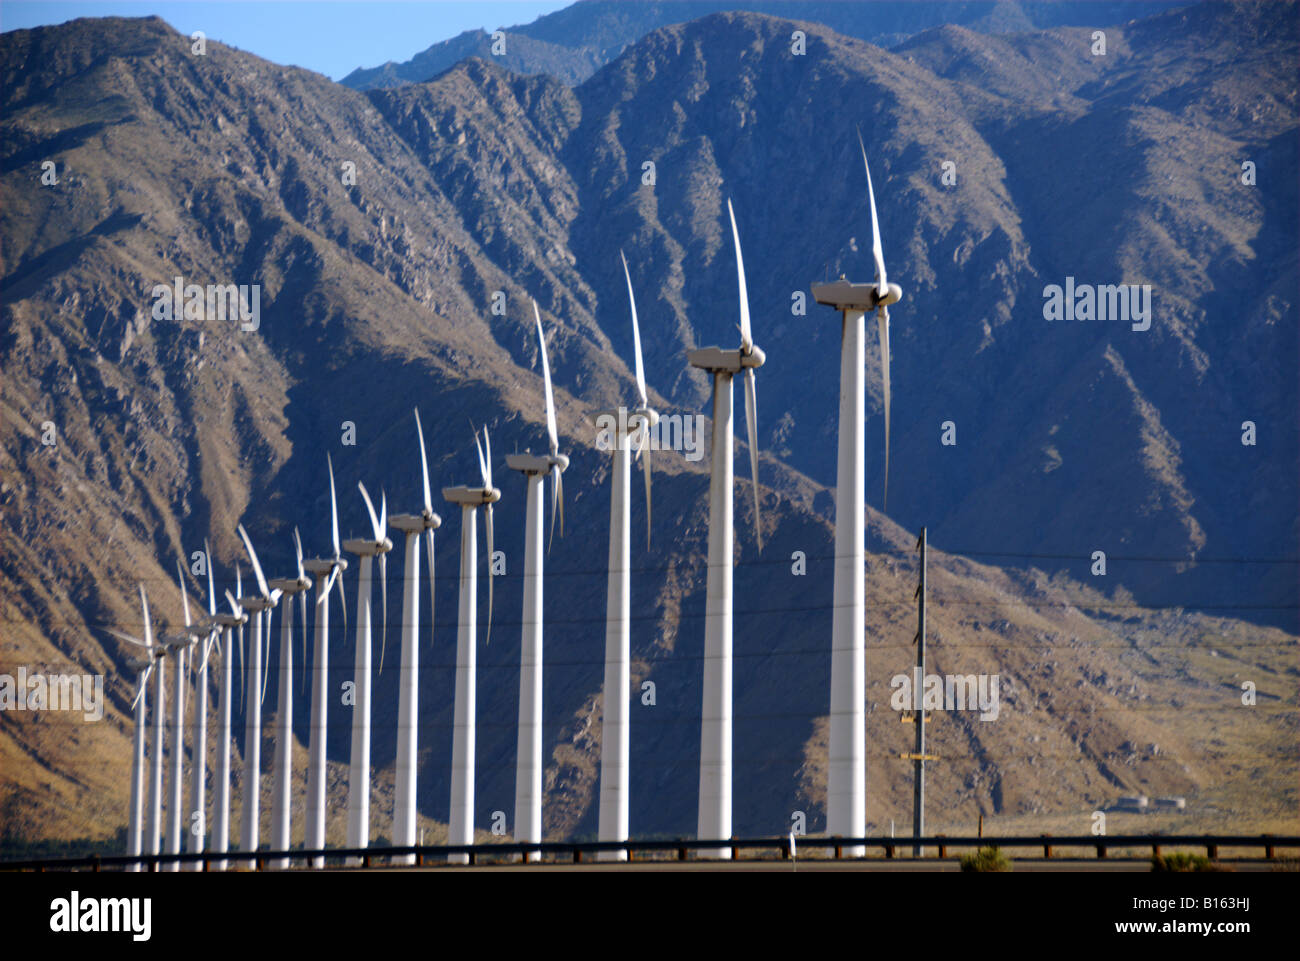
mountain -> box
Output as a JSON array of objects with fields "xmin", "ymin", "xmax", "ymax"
[
  {"xmin": 340, "ymin": 0, "xmax": 1186, "ymax": 89},
  {"xmin": 1, "ymin": 1, "xmax": 1295, "ymax": 849}
]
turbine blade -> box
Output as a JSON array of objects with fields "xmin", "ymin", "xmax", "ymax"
[
  {"xmin": 132, "ymin": 665, "xmax": 152, "ymax": 711},
  {"xmin": 379, "ymin": 490, "xmax": 387, "ymax": 539},
  {"xmin": 237, "ymin": 524, "xmax": 271, "ymax": 600},
  {"xmin": 727, "ymin": 198, "xmax": 752, "ymax": 352},
  {"xmin": 299, "ymin": 590, "xmax": 309, "ymax": 697},
  {"xmin": 260, "ymin": 607, "xmax": 271, "ymax": 708},
  {"xmin": 237, "ymin": 620, "xmax": 245, "ymax": 712},
  {"xmin": 328, "ymin": 452, "xmax": 340, "ymax": 558},
  {"xmin": 139, "ymin": 584, "xmax": 153, "ymax": 651},
  {"xmin": 857, "ymin": 127, "xmax": 888, "ymax": 295},
  {"xmin": 547, "ymin": 467, "xmax": 559, "ymax": 555},
  {"xmin": 484, "ymin": 503, "xmax": 494, "ymax": 646},
  {"xmin": 225, "ymin": 589, "xmax": 240, "ymax": 617},
  {"xmin": 557, "ymin": 467, "xmax": 564, "ymax": 540},
  {"xmin": 106, "ymin": 628, "xmax": 150, "ymax": 650},
  {"xmin": 425, "ymin": 528, "xmax": 437, "ymax": 651},
  {"xmin": 415, "ymin": 408, "xmax": 433, "ymax": 516},
  {"xmin": 377, "ymin": 551, "xmax": 388, "ymax": 675},
  {"xmin": 294, "ymin": 527, "xmax": 305, "ymax": 581},
  {"xmin": 620, "ymin": 250, "xmax": 648, "ymax": 409},
  {"xmin": 878, "ymin": 304, "xmax": 891, "ymax": 511},
  {"xmin": 197, "ymin": 634, "xmax": 213, "ymax": 678},
  {"xmin": 474, "ymin": 428, "xmax": 489, "ymax": 490},
  {"xmin": 640, "ymin": 426, "xmax": 653, "ymax": 549},
  {"xmin": 176, "ymin": 558, "xmax": 192, "ymax": 628},
  {"xmin": 338, "ymin": 561, "xmax": 348, "ymax": 637},
  {"xmin": 236, "ymin": 562, "xmax": 243, "ymax": 601},
  {"xmin": 204, "ymin": 539, "xmax": 216, "ymax": 618},
  {"xmin": 320, "ymin": 566, "xmax": 338, "ymax": 604},
  {"xmin": 358, "ymin": 483, "xmax": 382, "ymax": 544},
  {"xmin": 483, "ymin": 427, "xmax": 492, "ymax": 490},
  {"xmin": 744, "ymin": 366, "xmax": 763, "ymax": 552},
  {"xmin": 534, "ymin": 301, "xmax": 559, "ymax": 456}
]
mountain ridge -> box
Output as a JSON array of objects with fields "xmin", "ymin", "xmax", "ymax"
[{"xmin": 1, "ymin": 2, "xmax": 1295, "ymax": 847}]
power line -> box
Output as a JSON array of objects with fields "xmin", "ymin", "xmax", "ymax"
[{"xmin": 22, "ymin": 546, "xmax": 1300, "ymax": 589}]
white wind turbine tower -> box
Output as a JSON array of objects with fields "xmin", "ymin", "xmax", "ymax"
[
  {"xmin": 303, "ymin": 455, "xmax": 347, "ymax": 868},
  {"xmin": 268, "ymin": 529, "xmax": 311, "ymax": 869},
  {"xmin": 143, "ymin": 585, "xmax": 167, "ymax": 862},
  {"xmin": 343, "ymin": 482, "xmax": 391, "ymax": 861},
  {"xmin": 811, "ymin": 131, "xmax": 903, "ymax": 855},
  {"xmin": 236, "ymin": 524, "xmax": 283, "ymax": 868},
  {"xmin": 212, "ymin": 564, "xmax": 247, "ymax": 871},
  {"xmin": 507, "ymin": 302, "xmax": 569, "ymax": 861},
  {"xmin": 592, "ymin": 252, "xmax": 659, "ymax": 861},
  {"xmin": 105, "ymin": 584, "xmax": 159, "ymax": 873},
  {"xmin": 163, "ymin": 558, "xmax": 202, "ymax": 872},
  {"xmin": 442, "ymin": 426, "xmax": 500, "ymax": 864},
  {"xmin": 186, "ymin": 542, "xmax": 222, "ymax": 871},
  {"xmin": 689, "ymin": 199, "xmax": 766, "ymax": 857},
  {"xmin": 388, "ymin": 410, "xmax": 440, "ymax": 866}
]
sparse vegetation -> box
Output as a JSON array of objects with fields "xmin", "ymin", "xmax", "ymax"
[
  {"xmin": 960, "ymin": 846, "xmax": 1012, "ymax": 872},
  {"xmin": 1151, "ymin": 852, "xmax": 1230, "ymax": 872}
]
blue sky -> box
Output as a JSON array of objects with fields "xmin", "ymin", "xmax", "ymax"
[{"xmin": 0, "ymin": 1, "xmax": 573, "ymax": 80}]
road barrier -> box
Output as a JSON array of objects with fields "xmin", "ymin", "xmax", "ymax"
[{"xmin": 2, "ymin": 834, "xmax": 1296, "ymax": 871}]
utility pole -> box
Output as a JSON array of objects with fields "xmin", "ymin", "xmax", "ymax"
[
  {"xmin": 913, "ymin": 527, "xmax": 927, "ymax": 856},
  {"xmin": 899, "ymin": 528, "xmax": 938, "ymax": 855}
]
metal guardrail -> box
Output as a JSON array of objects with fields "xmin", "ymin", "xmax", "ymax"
[{"xmin": 2, "ymin": 834, "xmax": 1296, "ymax": 871}]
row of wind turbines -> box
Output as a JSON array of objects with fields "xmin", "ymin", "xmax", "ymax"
[{"xmin": 107, "ymin": 134, "xmax": 901, "ymax": 866}]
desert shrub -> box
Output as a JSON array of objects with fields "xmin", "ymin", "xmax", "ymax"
[
  {"xmin": 960, "ymin": 846, "xmax": 1012, "ymax": 872},
  {"xmin": 1152, "ymin": 852, "xmax": 1229, "ymax": 872}
]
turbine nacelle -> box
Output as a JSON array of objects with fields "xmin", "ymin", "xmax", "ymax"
[
  {"xmin": 342, "ymin": 537, "xmax": 393, "ymax": 557},
  {"xmin": 442, "ymin": 485, "xmax": 501, "ymax": 507},
  {"xmin": 811, "ymin": 277, "xmax": 903, "ymax": 311},
  {"xmin": 390, "ymin": 513, "xmax": 441, "ymax": 534},
  {"xmin": 688, "ymin": 344, "xmax": 766, "ymax": 374},
  {"xmin": 238, "ymin": 594, "xmax": 279, "ymax": 612},
  {"xmin": 268, "ymin": 576, "xmax": 312, "ymax": 595},
  {"xmin": 214, "ymin": 611, "xmax": 247, "ymax": 628},
  {"xmin": 303, "ymin": 557, "xmax": 348, "ymax": 577},
  {"xmin": 587, "ymin": 407, "xmax": 660, "ymax": 436},
  {"xmin": 631, "ymin": 406, "xmax": 659, "ymax": 432},
  {"xmin": 158, "ymin": 632, "xmax": 197, "ymax": 652},
  {"xmin": 505, "ymin": 452, "xmax": 569, "ymax": 476}
]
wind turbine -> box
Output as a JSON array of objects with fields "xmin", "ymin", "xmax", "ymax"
[
  {"xmin": 268, "ymin": 529, "xmax": 311, "ymax": 870},
  {"xmin": 303, "ymin": 454, "xmax": 347, "ymax": 868},
  {"xmin": 388, "ymin": 410, "xmax": 441, "ymax": 866},
  {"xmin": 507, "ymin": 302, "xmax": 569, "ymax": 861},
  {"xmin": 591, "ymin": 252, "xmax": 659, "ymax": 861},
  {"xmin": 105, "ymin": 585, "xmax": 158, "ymax": 873},
  {"xmin": 343, "ymin": 482, "xmax": 391, "ymax": 861},
  {"xmin": 442, "ymin": 425, "xmax": 500, "ymax": 864},
  {"xmin": 186, "ymin": 542, "xmax": 222, "ymax": 871},
  {"xmin": 162, "ymin": 557, "xmax": 201, "ymax": 872},
  {"xmin": 144, "ymin": 589, "xmax": 166, "ymax": 863},
  {"xmin": 810, "ymin": 131, "xmax": 903, "ymax": 855},
  {"xmin": 688, "ymin": 198, "xmax": 766, "ymax": 858},
  {"xmin": 212, "ymin": 564, "xmax": 247, "ymax": 871},
  {"xmin": 236, "ymin": 524, "xmax": 283, "ymax": 868}
]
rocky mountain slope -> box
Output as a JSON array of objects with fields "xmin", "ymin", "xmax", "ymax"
[
  {"xmin": 341, "ymin": 0, "xmax": 1184, "ymax": 89},
  {"xmin": 1, "ymin": 2, "xmax": 1295, "ymax": 848}
]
